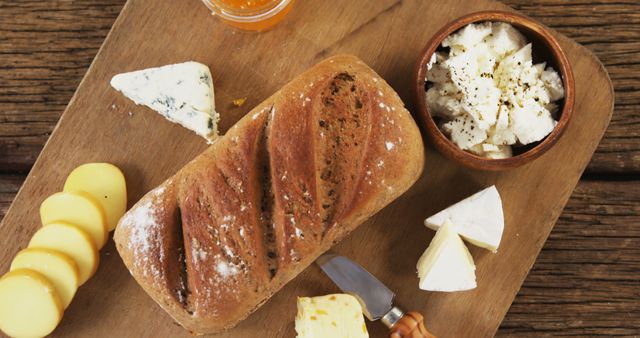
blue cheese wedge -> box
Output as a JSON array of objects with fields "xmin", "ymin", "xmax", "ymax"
[
  {"xmin": 417, "ymin": 220, "xmax": 477, "ymax": 292},
  {"xmin": 111, "ymin": 61, "xmax": 218, "ymax": 142},
  {"xmin": 295, "ymin": 294, "xmax": 369, "ymax": 338},
  {"xmin": 425, "ymin": 186, "xmax": 504, "ymax": 252}
]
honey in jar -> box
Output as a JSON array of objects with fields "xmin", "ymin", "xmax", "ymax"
[{"xmin": 201, "ymin": 0, "xmax": 295, "ymax": 31}]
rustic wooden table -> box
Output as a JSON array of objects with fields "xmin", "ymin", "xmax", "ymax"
[{"xmin": 0, "ymin": 1, "xmax": 637, "ymax": 336}]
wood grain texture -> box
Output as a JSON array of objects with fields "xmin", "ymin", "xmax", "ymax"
[
  {"xmin": 0, "ymin": 175, "xmax": 23, "ymax": 220},
  {"xmin": 499, "ymin": 180, "xmax": 640, "ymax": 337},
  {"xmin": 502, "ymin": 0, "xmax": 640, "ymax": 174},
  {"xmin": 0, "ymin": 0, "xmax": 612, "ymax": 335},
  {"xmin": 0, "ymin": 1, "xmax": 124, "ymax": 173},
  {"xmin": 0, "ymin": 0, "xmax": 633, "ymax": 337}
]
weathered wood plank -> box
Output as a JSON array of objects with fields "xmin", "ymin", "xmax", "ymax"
[
  {"xmin": 500, "ymin": 179, "xmax": 640, "ymax": 336},
  {"xmin": 0, "ymin": 0, "xmax": 614, "ymax": 335},
  {"xmin": 502, "ymin": 0, "xmax": 640, "ymax": 173},
  {"xmin": 0, "ymin": 0, "xmax": 638, "ymax": 173},
  {"xmin": 0, "ymin": 1, "xmax": 124, "ymax": 172},
  {"xmin": 0, "ymin": 174, "xmax": 23, "ymax": 219}
]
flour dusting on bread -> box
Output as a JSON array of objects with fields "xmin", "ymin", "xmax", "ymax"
[
  {"xmin": 114, "ymin": 55, "xmax": 425, "ymax": 334},
  {"xmin": 123, "ymin": 199, "xmax": 163, "ymax": 278}
]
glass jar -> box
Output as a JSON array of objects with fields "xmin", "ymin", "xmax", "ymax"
[{"xmin": 201, "ymin": 0, "xmax": 295, "ymax": 32}]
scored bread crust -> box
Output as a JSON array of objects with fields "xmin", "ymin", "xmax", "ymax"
[{"xmin": 114, "ymin": 54, "xmax": 425, "ymax": 334}]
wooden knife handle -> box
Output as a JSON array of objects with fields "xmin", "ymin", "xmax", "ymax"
[{"xmin": 389, "ymin": 311, "xmax": 437, "ymax": 338}]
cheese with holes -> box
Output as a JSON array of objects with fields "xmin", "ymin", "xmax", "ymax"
[
  {"xmin": 417, "ymin": 220, "xmax": 477, "ymax": 292},
  {"xmin": 111, "ymin": 61, "xmax": 218, "ymax": 142},
  {"xmin": 425, "ymin": 186, "xmax": 504, "ymax": 252},
  {"xmin": 295, "ymin": 294, "xmax": 369, "ymax": 338}
]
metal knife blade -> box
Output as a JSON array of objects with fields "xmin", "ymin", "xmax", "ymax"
[{"xmin": 316, "ymin": 253, "xmax": 394, "ymax": 321}]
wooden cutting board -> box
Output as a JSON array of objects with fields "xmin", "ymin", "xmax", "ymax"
[{"xmin": 0, "ymin": 0, "xmax": 613, "ymax": 337}]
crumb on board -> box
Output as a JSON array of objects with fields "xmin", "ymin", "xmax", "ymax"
[{"xmin": 232, "ymin": 97, "xmax": 247, "ymax": 107}]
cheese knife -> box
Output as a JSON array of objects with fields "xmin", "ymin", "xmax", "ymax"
[{"xmin": 316, "ymin": 254, "xmax": 436, "ymax": 338}]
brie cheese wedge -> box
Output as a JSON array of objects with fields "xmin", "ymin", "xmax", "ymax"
[
  {"xmin": 111, "ymin": 61, "xmax": 219, "ymax": 142},
  {"xmin": 417, "ymin": 220, "xmax": 477, "ymax": 292},
  {"xmin": 295, "ymin": 294, "xmax": 369, "ymax": 338},
  {"xmin": 425, "ymin": 186, "xmax": 504, "ymax": 252}
]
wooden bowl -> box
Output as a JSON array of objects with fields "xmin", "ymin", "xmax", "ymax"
[{"xmin": 413, "ymin": 11, "xmax": 575, "ymax": 171}]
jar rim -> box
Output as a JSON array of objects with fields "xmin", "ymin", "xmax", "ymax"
[{"xmin": 203, "ymin": 0, "xmax": 292, "ymax": 23}]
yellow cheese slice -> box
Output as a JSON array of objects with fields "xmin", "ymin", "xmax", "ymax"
[
  {"xmin": 0, "ymin": 269, "xmax": 63, "ymax": 338},
  {"xmin": 40, "ymin": 191, "xmax": 108, "ymax": 249},
  {"xmin": 295, "ymin": 294, "xmax": 369, "ymax": 338},
  {"xmin": 11, "ymin": 248, "xmax": 80, "ymax": 308},
  {"xmin": 29, "ymin": 222, "xmax": 99, "ymax": 285},
  {"xmin": 63, "ymin": 163, "xmax": 127, "ymax": 232}
]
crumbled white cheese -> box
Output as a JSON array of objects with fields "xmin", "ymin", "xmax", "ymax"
[
  {"xmin": 426, "ymin": 52, "xmax": 450, "ymax": 84},
  {"xmin": 442, "ymin": 22, "xmax": 492, "ymax": 54},
  {"xmin": 511, "ymin": 99, "xmax": 557, "ymax": 145},
  {"xmin": 486, "ymin": 22, "xmax": 527, "ymax": 57},
  {"xmin": 442, "ymin": 114, "xmax": 486, "ymax": 150},
  {"xmin": 426, "ymin": 22, "xmax": 565, "ymax": 158},
  {"xmin": 541, "ymin": 68, "xmax": 565, "ymax": 101},
  {"xmin": 426, "ymin": 81, "xmax": 464, "ymax": 118}
]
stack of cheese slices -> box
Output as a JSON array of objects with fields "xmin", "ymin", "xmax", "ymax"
[
  {"xmin": 0, "ymin": 61, "xmax": 214, "ymax": 338},
  {"xmin": 0, "ymin": 163, "xmax": 126, "ymax": 338}
]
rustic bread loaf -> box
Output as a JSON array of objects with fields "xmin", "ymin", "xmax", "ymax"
[{"xmin": 114, "ymin": 55, "xmax": 425, "ymax": 334}]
